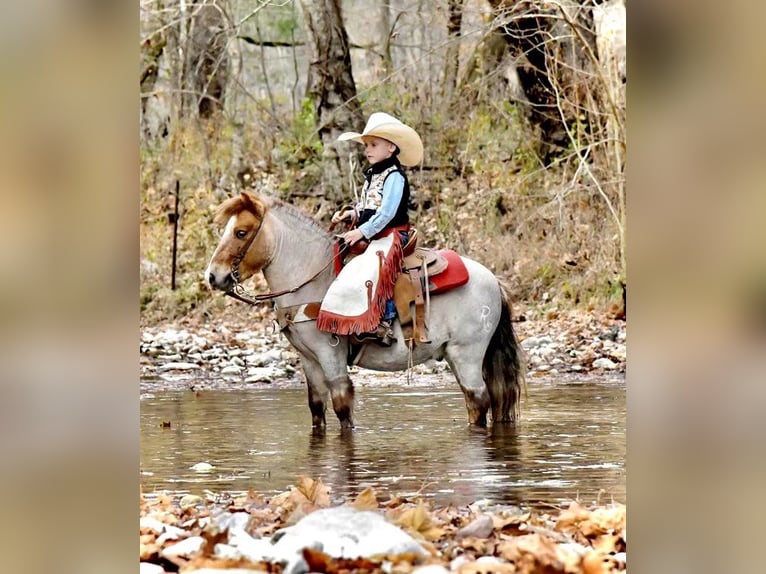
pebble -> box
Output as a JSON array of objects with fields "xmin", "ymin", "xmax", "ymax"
[
  {"xmin": 456, "ymin": 514, "xmax": 494, "ymax": 539},
  {"xmin": 161, "ymin": 535, "xmax": 204, "ymax": 557},
  {"xmin": 269, "ymin": 506, "xmax": 426, "ymax": 573},
  {"xmin": 141, "ymin": 317, "xmax": 626, "ymax": 384},
  {"xmin": 593, "ymin": 357, "xmax": 618, "ymax": 370},
  {"xmin": 157, "ymin": 361, "xmax": 199, "ymax": 372},
  {"xmin": 221, "ymin": 365, "xmax": 242, "ymax": 375},
  {"xmin": 139, "ymin": 563, "xmax": 164, "ymax": 574}
]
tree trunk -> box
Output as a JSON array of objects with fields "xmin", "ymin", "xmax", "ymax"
[
  {"xmin": 186, "ymin": 0, "xmax": 230, "ymax": 119},
  {"xmin": 442, "ymin": 0, "xmax": 464, "ymax": 104},
  {"xmin": 485, "ymin": 0, "xmax": 595, "ymax": 164},
  {"xmin": 299, "ymin": 0, "xmax": 363, "ymax": 201}
]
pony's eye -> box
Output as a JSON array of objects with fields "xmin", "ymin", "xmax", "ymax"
[{"xmin": 235, "ymin": 229, "xmax": 247, "ymax": 239}]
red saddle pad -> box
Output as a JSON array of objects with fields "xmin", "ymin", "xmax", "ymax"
[{"xmin": 428, "ymin": 250, "xmax": 469, "ymax": 294}]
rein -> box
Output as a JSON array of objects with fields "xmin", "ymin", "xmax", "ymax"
[{"xmin": 226, "ymin": 221, "xmax": 347, "ymax": 306}]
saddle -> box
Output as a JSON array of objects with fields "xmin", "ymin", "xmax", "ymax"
[
  {"xmin": 393, "ymin": 231, "xmax": 468, "ymax": 346},
  {"xmin": 329, "ymin": 228, "xmax": 470, "ymax": 348}
]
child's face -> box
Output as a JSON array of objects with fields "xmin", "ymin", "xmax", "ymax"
[{"xmin": 362, "ymin": 136, "xmax": 397, "ymax": 165}]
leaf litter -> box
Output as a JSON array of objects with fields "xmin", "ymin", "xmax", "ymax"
[{"xmin": 140, "ymin": 476, "xmax": 626, "ymax": 573}]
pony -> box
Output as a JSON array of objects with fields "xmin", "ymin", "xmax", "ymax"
[{"xmin": 205, "ymin": 191, "xmax": 524, "ymax": 429}]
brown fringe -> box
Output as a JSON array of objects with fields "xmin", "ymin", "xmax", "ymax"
[{"xmin": 317, "ymin": 233, "xmax": 404, "ymax": 335}]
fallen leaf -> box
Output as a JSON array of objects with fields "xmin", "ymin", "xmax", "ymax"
[
  {"xmin": 582, "ymin": 550, "xmax": 611, "ymax": 574},
  {"xmin": 349, "ymin": 487, "xmax": 379, "ymax": 511},
  {"xmin": 293, "ymin": 476, "xmax": 331, "ymax": 508},
  {"xmin": 592, "ymin": 534, "xmax": 622, "ymax": 554},
  {"xmin": 396, "ymin": 505, "xmax": 446, "ymax": 541},
  {"xmin": 458, "ymin": 560, "xmax": 515, "ymax": 574}
]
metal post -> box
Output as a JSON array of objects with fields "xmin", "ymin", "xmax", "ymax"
[{"xmin": 170, "ymin": 180, "xmax": 180, "ymax": 290}]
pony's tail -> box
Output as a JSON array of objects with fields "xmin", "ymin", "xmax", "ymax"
[{"xmin": 483, "ymin": 280, "xmax": 526, "ymax": 422}]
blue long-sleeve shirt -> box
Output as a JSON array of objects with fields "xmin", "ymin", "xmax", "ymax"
[{"xmin": 357, "ymin": 171, "xmax": 405, "ymax": 239}]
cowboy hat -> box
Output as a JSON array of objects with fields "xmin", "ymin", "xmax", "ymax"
[{"xmin": 338, "ymin": 112, "xmax": 423, "ymax": 166}]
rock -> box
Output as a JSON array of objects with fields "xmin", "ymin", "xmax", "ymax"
[
  {"xmin": 521, "ymin": 335, "xmax": 552, "ymax": 350},
  {"xmin": 224, "ymin": 528, "xmax": 280, "ymax": 563},
  {"xmin": 214, "ymin": 511, "xmax": 252, "ymax": 532},
  {"xmin": 157, "ymin": 361, "xmax": 199, "ymax": 372},
  {"xmin": 245, "ymin": 366, "xmax": 279, "ymax": 382},
  {"xmin": 271, "ymin": 506, "xmax": 426, "ymax": 573},
  {"xmin": 185, "ymin": 569, "xmax": 265, "ymax": 574},
  {"xmin": 450, "ymin": 554, "xmax": 470, "ymax": 571},
  {"xmin": 140, "ymin": 517, "xmax": 187, "ymax": 540},
  {"xmin": 456, "ymin": 515, "xmax": 494, "ymax": 540},
  {"xmin": 221, "ymin": 365, "xmax": 242, "ymax": 375},
  {"xmin": 161, "ymin": 535, "xmax": 204, "ymax": 557},
  {"xmin": 139, "ymin": 563, "xmax": 164, "ymax": 574},
  {"xmin": 179, "ymin": 494, "xmax": 204, "ymax": 509},
  {"xmin": 190, "ymin": 462, "xmax": 216, "ymax": 472},
  {"xmin": 593, "ymin": 357, "xmax": 618, "ymax": 370},
  {"xmin": 412, "ymin": 566, "xmax": 449, "ymax": 574}
]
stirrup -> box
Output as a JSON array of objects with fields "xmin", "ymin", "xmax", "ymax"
[{"xmin": 350, "ymin": 322, "xmax": 396, "ymax": 347}]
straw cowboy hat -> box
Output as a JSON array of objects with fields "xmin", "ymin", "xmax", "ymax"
[{"xmin": 338, "ymin": 112, "xmax": 423, "ymax": 166}]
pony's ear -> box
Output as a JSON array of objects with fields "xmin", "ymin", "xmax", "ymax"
[{"xmin": 240, "ymin": 191, "xmax": 267, "ymax": 220}]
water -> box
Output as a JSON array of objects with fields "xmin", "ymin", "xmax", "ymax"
[{"xmin": 140, "ymin": 378, "xmax": 625, "ymax": 508}]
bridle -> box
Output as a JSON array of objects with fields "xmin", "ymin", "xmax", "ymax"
[{"xmin": 225, "ymin": 217, "xmax": 347, "ymax": 306}]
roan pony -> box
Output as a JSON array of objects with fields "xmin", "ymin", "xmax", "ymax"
[{"xmin": 205, "ymin": 191, "xmax": 524, "ymax": 429}]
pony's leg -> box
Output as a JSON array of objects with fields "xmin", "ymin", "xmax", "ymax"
[
  {"xmin": 444, "ymin": 346, "xmax": 491, "ymax": 427},
  {"xmin": 327, "ymin": 374, "xmax": 355, "ymax": 429},
  {"xmin": 300, "ymin": 354, "xmax": 329, "ymax": 428}
]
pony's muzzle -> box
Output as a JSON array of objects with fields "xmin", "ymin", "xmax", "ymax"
[{"xmin": 207, "ymin": 269, "xmax": 234, "ymax": 292}]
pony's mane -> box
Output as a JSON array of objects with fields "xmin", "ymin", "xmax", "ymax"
[
  {"xmin": 267, "ymin": 197, "xmax": 330, "ymax": 238},
  {"xmin": 213, "ymin": 192, "xmax": 331, "ymax": 241}
]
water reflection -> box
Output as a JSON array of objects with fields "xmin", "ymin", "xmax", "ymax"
[{"xmin": 140, "ymin": 380, "xmax": 625, "ymax": 508}]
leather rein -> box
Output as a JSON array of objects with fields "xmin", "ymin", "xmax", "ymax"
[{"xmin": 225, "ymin": 219, "xmax": 347, "ymax": 306}]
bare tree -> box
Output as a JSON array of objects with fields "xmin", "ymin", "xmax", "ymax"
[
  {"xmin": 185, "ymin": 0, "xmax": 231, "ymax": 118},
  {"xmin": 442, "ymin": 0, "xmax": 464, "ymax": 104},
  {"xmin": 299, "ymin": 0, "xmax": 364, "ymax": 200}
]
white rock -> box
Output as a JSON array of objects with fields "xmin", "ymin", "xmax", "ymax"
[
  {"xmin": 179, "ymin": 494, "xmax": 204, "ymax": 509},
  {"xmin": 187, "ymin": 569, "xmax": 265, "ymax": 574},
  {"xmin": 190, "ymin": 462, "xmax": 216, "ymax": 472},
  {"xmin": 221, "ymin": 365, "xmax": 242, "ymax": 375},
  {"xmin": 273, "ymin": 506, "xmax": 426, "ymax": 560},
  {"xmin": 161, "ymin": 535, "xmax": 204, "ymax": 557},
  {"xmin": 139, "ymin": 563, "xmax": 164, "ymax": 574},
  {"xmin": 245, "ymin": 366, "xmax": 279, "ymax": 382},
  {"xmin": 157, "ymin": 362, "xmax": 199, "ymax": 372},
  {"xmin": 225, "ymin": 528, "xmax": 281, "ymax": 563},
  {"xmin": 476, "ymin": 556, "xmax": 504, "ymax": 565},
  {"xmin": 521, "ymin": 335, "xmax": 552, "ymax": 350},
  {"xmin": 214, "ymin": 511, "xmax": 252, "ymax": 532},
  {"xmin": 593, "ymin": 357, "xmax": 618, "ymax": 370},
  {"xmin": 456, "ymin": 514, "xmax": 494, "ymax": 539},
  {"xmin": 140, "ymin": 517, "xmax": 186, "ymax": 540},
  {"xmin": 450, "ymin": 554, "xmax": 470, "ymax": 572}
]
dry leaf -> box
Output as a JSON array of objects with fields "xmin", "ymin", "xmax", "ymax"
[
  {"xmin": 396, "ymin": 505, "xmax": 446, "ymax": 541},
  {"xmin": 271, "ymin": 476, "xmax": 331, "ymax": 516},
  {"xmin": 582, "ymin": 550, "xmax": 611, "ymax": 574},
  {"xmin": 458, "ymin": 560, "xmax": 516, "ymax": 574},
  {"xmin": 592, "ymin": 534, "xmax": 622, "ymax": 554},
  {"xmin": 349, "ymin": 487, "xmax": 379, "ymax": 511},
  {"xmin": 292, "ymin": 476, "xmax": 331, "ymax": 508}
]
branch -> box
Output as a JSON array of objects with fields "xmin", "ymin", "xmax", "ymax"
[{"xmin": 237, "ymin": 35, "xmax": 305, "ymax": 47}]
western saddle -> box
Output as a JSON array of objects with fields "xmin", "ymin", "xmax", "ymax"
[{"xmin": 393, "ymin": 230, "xmax": 448, "ymax": 346}]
